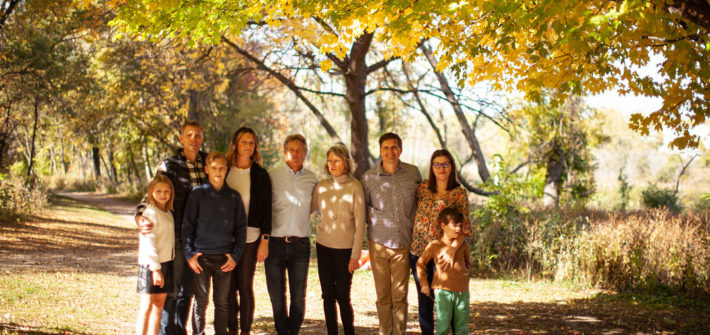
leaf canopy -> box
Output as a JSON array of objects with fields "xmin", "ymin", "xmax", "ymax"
[{"xmin": 111, "ymin": 0, "xmax": 710, "ymax": 148}]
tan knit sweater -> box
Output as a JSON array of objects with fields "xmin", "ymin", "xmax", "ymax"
[
  {"xmin": 311, "ymin": 174, "xmax": 366, "ymax": 259},
  {"xmin": 416, "ymin": 239, "xmax": 470, "ymax": 293}
]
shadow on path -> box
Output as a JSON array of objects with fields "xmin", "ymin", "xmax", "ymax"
[
  {"xmin": 0, "ymin": 192, "xmax": 138, "ymax": 276},
  {"xmin": 0, "ymin": 322, "xmax": 90, "ymax": 335}
]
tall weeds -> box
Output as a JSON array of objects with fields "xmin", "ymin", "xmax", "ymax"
[
  {"xmin": 471, "ymin": 207, "xmax": 710, "ymax": 298},
  {"xmin": 0, "ymin": 174, "xmax": 47, "ymax": 222},
  {"xmin": 570, "ymin": 210, "xmax": 710, "ymax": 297}
]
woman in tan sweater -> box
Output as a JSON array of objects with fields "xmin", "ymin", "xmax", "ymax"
[{"xmin": 311, "ymin": 144, "xmax": 365, "ymax": 335}]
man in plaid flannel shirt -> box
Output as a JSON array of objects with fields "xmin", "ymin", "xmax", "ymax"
[{"xmin": 135, "ymin": 120, "xmax": 208, "ymax": 335}]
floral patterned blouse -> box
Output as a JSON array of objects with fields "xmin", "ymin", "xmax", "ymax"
[{"xmin": 410, "ymin": 180, "xmax": 472, "ymax": 257}]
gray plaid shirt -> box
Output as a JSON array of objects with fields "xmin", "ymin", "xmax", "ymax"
[{"xmin": 361, "ymin": 161, "xmax": 421, "ymax": 249}]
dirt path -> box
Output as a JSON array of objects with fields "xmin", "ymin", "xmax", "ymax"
[
  {"xmin": 53, "ymin": 190, "xmax": 137, "ymax": 222},
  {"xmin": 2, "ymin": 192, "xmax": 708, "ymax": 334}
]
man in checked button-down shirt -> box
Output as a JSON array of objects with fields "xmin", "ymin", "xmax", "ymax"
[{"xmin": 360, "ymin": 132, "xmax": 422, "ymax": 335}]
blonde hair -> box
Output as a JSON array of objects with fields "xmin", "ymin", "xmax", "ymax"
[
  {"xmin": 147, "ymin": 174, "xmax": 175, "ymax": 211},
  {"xmin": 181, "ymin": 120, "xmax": 203, "ymax": 133},
  {"xmin": 324, "ymin": 144, "xmax": 355, "ymax": 176},
  {"xmin": 206, "ymin": 152, "xmax": 227, "ymax": 166}
]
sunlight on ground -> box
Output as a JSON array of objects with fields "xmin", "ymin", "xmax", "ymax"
[{"xmin": 2, "ymin": 193, "xmax": 707, "ymax": 334}]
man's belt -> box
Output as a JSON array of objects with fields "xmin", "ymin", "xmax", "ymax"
[{"xmin": 271, "ymin": 236, "xmax": 309, "ymax": 243}]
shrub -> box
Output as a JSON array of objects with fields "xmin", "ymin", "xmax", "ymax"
[
  {"xmin": 569, "ymin": 210, "xmax": 710, "ymax": 298},
  {"xmin": 0, "ymin": 174, "xmax": 48, "ymax": 223},
  {"xmin": 641, "ymin": 184, "xmax": 680, "ymax": 211},
  {"xmin": 47, "ymin": 175, "xmax": 96, "ymax": 192},
  {"xmin": 693, "ymin": 194, "xmax": 710, "ymax": 212},
  {"xmin": 616, "ymin": 168, "xmax": 632, "ymax": 211}
]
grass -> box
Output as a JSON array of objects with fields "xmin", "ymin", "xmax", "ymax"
[{"xmin": 1, "ymin": 192, "xmax": 709, "ymax": 334}]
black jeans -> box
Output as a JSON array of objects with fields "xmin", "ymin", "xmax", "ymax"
[
  {"xmin": 228, "ymin": 241, "xmax": 258, "ymax": 333},
  {"xmin": 265, "ymin": 237, "xmax": 311, "ymax": 335},
  {"xmin": 192, "ymin": 254, "xmax": 232, "ymax": 335},
  {"xmin": 316, "ymin": 243, "xmax": 355, "ymax": 335},
  {"xmin": 410, "ymin": 253, "xmax": 435, "ymax": 335}
]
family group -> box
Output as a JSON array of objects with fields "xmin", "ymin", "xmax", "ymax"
[{"xmin": 134, "ymin": 120, "xmax": 473, "ymax": 335}]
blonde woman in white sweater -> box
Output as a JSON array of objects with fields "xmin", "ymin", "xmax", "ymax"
[
  {"xmin": 311, "ymin": 144, "xmax": 365, "ymax": 335},
  {"xmin": 136, "ymin": 175, "xmax": 175, "ymax": 335}
]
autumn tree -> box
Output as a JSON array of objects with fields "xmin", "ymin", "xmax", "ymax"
[
  {"xmin": 508, "ymin": 95, "xmax": 608, "ymax": 207},
  {"xmin": 0, "ymin": 0, "xmax": 94, "ymax": 176},
  {"xmin": 112, "ymin": 0, "xmax": 710, "ymax": 153}
]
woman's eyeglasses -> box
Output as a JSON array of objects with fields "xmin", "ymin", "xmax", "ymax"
[{"xmin": 432, "ymin": 162, "xmax": 451, "ymax": 169}]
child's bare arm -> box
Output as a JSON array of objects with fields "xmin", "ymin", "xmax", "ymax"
[
  {"xmin": 420, "ymin": 285, "xmax": 431, "ymax": 297},
  {"xmin": 152, "ymin": 269, "xmax": 164, "ymax": 287},
  {"xmin": 416, "ymin": 246, "xmax": 435, "ymax": 296}
]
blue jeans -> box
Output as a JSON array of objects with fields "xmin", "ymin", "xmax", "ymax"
[
  {"xmin": 410, "ymin": 253, "xmax": 435, "ymax": 335},
  {"xmin": 192, "ymin": 254, "xmax": 233, "ymax": 335},
  {"xmin": 160, "ymin": 239, "xmax": 194, "ymax": 335},
  {"xmin": 264, "ymin": 237, "xmax": 310, "ymax": 335}
]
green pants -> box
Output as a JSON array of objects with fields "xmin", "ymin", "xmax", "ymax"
[{"xmin": 434, "ymin": 288, "xmax": 469, "ymax": 335}]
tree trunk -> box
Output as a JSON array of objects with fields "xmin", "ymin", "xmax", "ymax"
[
  {"xmin": 142, "ymin": 140, "xmax": 153, "ymax": 182},
  {"xmin": 92, "ymin": 146, "xmax": 101, "ymax": 180},
  {"xmin": 0, "ymin": 0, "xmax": 20, "ymax": 31},
  {"xmin": 50, "ymin": 146, "xmax": 59, "ymax": 175},
  {"xmin": 60, "ymin": 135, "xmax": 68, "ymax": 173},
  {"xmin": 344, "ymin": 33, "xmax": 373, "ymax": 178},
  {"xmin": 420, "ymin": 43, "xmax": 491, "ymax": 183},
  {"xmin": 129, "ymin": 150, "xmax": 143, "ymax": 185},
  {"xmin": 187, "ymin": 89, "xmax": 201, "ymax": 123},
  {"xmin": 27, "ymin": 98, "xmax": 39, "ymax": 178},
  {"xmin": 543, "ymin": 142, "xmax": 564, "ymax": 207},
  {"xmin": 108, "ymin": 149, "xmax": 119, "ymax": 184},
  {"xmin": 0, "ymin": 103, "xmax": 14, "ymax": 171},
  {"xmin": 77, "ymin": 144, "xmax": 87, "ymax": 180}
]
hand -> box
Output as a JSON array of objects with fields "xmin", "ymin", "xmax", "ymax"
[
  {"xmin": 221, "ymin": 254, "xmax": 236, "ymax": 272},
  {"xmin": 136, "ymin": 215, "xmax": 154, "ymax": 234},
  {"xmin": 348, "ymin": 259, "xmax": 359, "ymax": 273},
  {"xmin": 436, "ymin": 246, "xmax": 456, "ymax": 271},
  {"xmin": 421, "ymin": 285, "xmax": 431, "ymax": 297},
  {"xmin": 187, "ymin": 253, "xmax": 203, "ymax": 274},
  {"xmin": 256, "ymin": 239, "xmax": 269, "ymax": 262},
  {"xmin": 152, "ymin": 269, "xmax": 164, "ymax": 287}
]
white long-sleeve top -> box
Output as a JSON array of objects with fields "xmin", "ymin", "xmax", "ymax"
[{"xmin": 138, "ymin": 204, "xmax": 175, "ymax": 271}]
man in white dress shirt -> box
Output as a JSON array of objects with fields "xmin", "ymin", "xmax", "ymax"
[{"xmin": 266, "ymin": 134, "xmax": 318, "ymax": 335}]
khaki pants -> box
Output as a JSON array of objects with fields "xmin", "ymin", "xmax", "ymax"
[{"xmin": 369, "ymin": 240, "xmax": 410, "ymax": 335}]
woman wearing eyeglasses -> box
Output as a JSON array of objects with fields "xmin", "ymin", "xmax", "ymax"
[{"xmin": 410, "ymin": 149, "xmax": 473, "ymax": 335}]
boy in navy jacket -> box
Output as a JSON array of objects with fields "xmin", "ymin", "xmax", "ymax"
[{"xmin": 182, "ymin": 152, "xmax": 246, "ymax": 335}]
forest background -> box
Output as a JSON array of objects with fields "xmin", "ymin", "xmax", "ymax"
[{"xmin": 1, "ymin": 0, "xmax": 710, "ymax": 328}]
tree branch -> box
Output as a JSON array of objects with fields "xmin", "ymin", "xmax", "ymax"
[
  {"xmin": 221, "ymin": 35, "xmax": 344, "ymax": 143},
  {"xmin": 674, "ymin": 154, "xmax": 698, "ymax": 196}
]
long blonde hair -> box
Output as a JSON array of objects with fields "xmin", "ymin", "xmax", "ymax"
[{"xmin": 147, "ymin": 174, "xmax": 175, "ymax": 211}]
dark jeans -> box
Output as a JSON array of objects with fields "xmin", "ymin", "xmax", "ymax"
[
  {"xmin": 228, "ymin": 241, "xmax": 258, "ymax": 333},
  {"xmin": 316, "ymin": 243, "xmax": 355, "ymax": 335},
  {"xmin": 160, "ymin": 239, "xmax": 194, "ymax": 335},
  {"xmin": 192, "ymin": 254, "xmax": 232, "ymax": 335},
  {"xmin": 265, "ymin": 236, "xmax": 310, "ymax": 335},
  {"xmin": 410, "ymin": 253, "xmax": 435, "ymax": 335}
]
